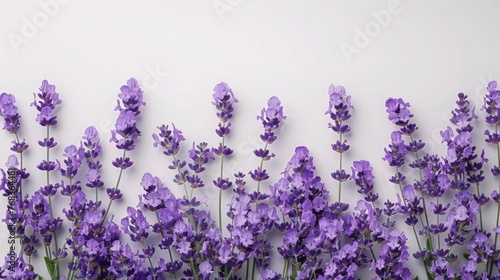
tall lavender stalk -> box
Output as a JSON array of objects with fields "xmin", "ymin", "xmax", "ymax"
[
  {"xmin": 247, "ymin": 96, "xmax": 285, "ymax": 279},
  {"xmin": 0, "ymin": 93, "xmax": 29, "ymax": 258},
  {"xmin": 483, "ymin": 81, "xmax": 500, "ymax": 275},
  {"xmin": 101, "ymin": 78, "xmax": 144, "ymax": 224},
  {"xmin": 326, "ymin": 84, "xmax": 352, "ymax": 202},
  {"xmin": 211, "ymin": 82, "xmax": 237, "ymax": 234},
  {"xmin": 31, "ymin": 80, "xmax": 63, "ymax": 278}
]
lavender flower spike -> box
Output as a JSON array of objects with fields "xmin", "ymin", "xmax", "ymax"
[
  {"xmin": 327, "ymin": 84, "xmax": 353, "ymax": 202},
  {"xmin": 0, "ymin": 93, "xmax": 21, "ymax": 133},
  {"xmin": 257, "ymin": 96, "xmax": 286, "ymax": 135},
  {"xmin": 31, "ymin": 80, "xmax": 62, "ymax": 126},
  {"xmin": 110, "ymin": 78, "xmax": 144, "ymax": 153},
  {"xmin": 212, "ymin": 82, "xmax": 238, "ymax": 125}
]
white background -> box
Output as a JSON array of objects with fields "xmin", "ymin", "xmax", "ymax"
[{"xmin": 1, "ymin": 1, "xmax": 500, "ymax": 278}]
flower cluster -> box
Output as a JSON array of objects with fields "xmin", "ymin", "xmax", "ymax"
[
  {"xmin": 110, "ymin": 77, "xmax": 145, "ymax": 153},
  {"xmin": 4, "ymin": 78, "xmax": 500, "ymax": 280},
  {"xmin": 0, "ymin": 93, "xmax": 21, "ymax": 134}
]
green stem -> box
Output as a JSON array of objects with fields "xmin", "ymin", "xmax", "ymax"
[
  {"xmin": 218, "ymin": 129, "xmax": 226, "ymax": 236},
  {"xmin": 251, "ymin": 258, "xmax": 256, "ymax": 280},
  {"xmin": 219, "ymin": 188, "xmax": 223, "ymax": 235},
  {"xmin": 396, "ymin": 167, "xmax": 422, "ymax": 252},
  {"xmin": 437, "ymin": 197, "xmax": 441, "ymax": 250},
  {"xmin": 369, "ymin": 247, "xmax": 377, "ymax": 262},
  {"xmin": 101, "ymin": 150, "xmax": 127, "ymax": 226},
  {"xmin": 224, "ymin": 270, "xmax": 233, "ymax": 280},
  {"xmin": 476, "ymin": 183, "xmax": 483, "ymax": 231},
  {"xmin": 256, "ymin": 142, "xmax": 269, "ymax": 194},
  {"xmin": 45, "ymin": 126, "xmax": 59, "ymax": 277},
  {"xmin": 190, "ymin": 259, "xmax": 199, "ymax": 280},
  {"xmin": 168, "ymin": 249, "xmax": 178, "ymax": 280},
  {"xmin": 409, "ymin": 135, "xmax": 431, "ymax": 229},
  {"xmin": 172, "ymin": 154, "xmax": 189, "ymax": 199},
  {"xmin": 395, "ymin": 167, "xmax": 406, "ymax": 206},
  {"xmin": 489, "ymin": 125, "xmax": 500, "ymax": 276},
  {"xmin": 14, "ymin": 133, "xmax": 23, "ymax": 197},
  {"xmin": 421, "ymin": 197, "xmax": 434, "ymax": 252},
  {"xmin": 490, "ymin": 199, "xmax": 500, "ymax": 276},
  {"xmin": 246, "ymin": 261, "xmax": 250, "ymax": 280},
  {"xmin": 283, "ymin": 259, "xmax": 289, "ymax": 279},
  {"xmin": 338, "ymin": 133, "xmax": 343, "ymax": 203}
]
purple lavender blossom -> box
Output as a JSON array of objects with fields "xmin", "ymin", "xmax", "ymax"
[
  {"xmin": 271, "ymin": 146, "xmax": 333, "ymax": 277},
  {"xmin": 327, "ymin": 84, "xmax": 352, "ymax": 202},
  {"xmin": 372, "ymin": 230, "xmax": 411, "ymax": 279},
  {"xmin": 483, "ymin": 81, "xmax": 500, "ymax": 126},
  {"xmin": 212, "ymin": 81, "xmax": 237, "ymax": 155},
  {"xmin": 60, "ymin": 145, "xmax": 84, "ymax": 179},
  {"xmin": 0, "ymin": 93, "xmax": 21, "ymax": 133},
  {"xmin": 351, "ymin": 160, "xmax": 379, "ymax": 203},
  {"xmin": 110, "ymin": 78, "xmax": 144, "ymax": 152},
  {"xmin": 0, "ymin": 256, "xmax": 37, "ymax": 279},
  {"xmin": 326, "ymin": 84, "xmax": 353, "ymax": 126},
  {"xmin": 186, "ymin": 142, "xmax": 214, "ymax": 189},
  {"xmin": 115, "ymin": 77, "xmax": 145, "ymax": 115},
  {"xmin": 212, "ymin": 82, "xmax": 238, "ymax": 126},
  {"xmin": 152, "ymin": 124, "xmax": 185, "ymax": 157},
  {"xmin": 257, "ymin": 96, "xmax": 286, "ymax": 144},
  {"xmin": 82, "ymin": 126, "xmax": 104, "ymax": 189},
  {"xmin": 31, "ymin": 80, "xmax": 62, "ymax": 126},
  {"xmin": 385, "ymin": 98, "xmax": 413, "ymax": 127},
  {"xmin": 121, "ymin": 207, "xmax": 149, "ymax": 243},
  {"xmin": 383, "ymin": 131, "xmax": 407, "ymax": 168}
]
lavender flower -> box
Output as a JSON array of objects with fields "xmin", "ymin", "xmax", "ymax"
[
  {"xmin": 82, "ymin": 126, "xmax": 104, "ymax": 190},
  {"xmin": 327, "ymin": 84, "xmax": 353, "ymax": 201},
  {"xmin": 115, "ymin": 77, "xmax": 146, "ymax": 115},
  {"xmin": 271, "ymin": 146, "xmax": 332, "ymax": 277},
  {"xmin": 351, "ymin": 160, "xmax": 379, "ymax": 204},
  {"xmin": 483, "ymin": 81, "xmax": 500, "ymax": 126},
  {"xmin": 211, "ymin": 81, "xmax": 237, "ymax": 168},
  {"xmin": 121, "ymin": 207, "xmax": 149, "ymax": 243},
  {"xmin": 372, "ymin": 230, "xmax": 411, "ymax": 279},
  {"xmin": 110, "ymin": 77, "xmax": 144, "ymax": 153},
  {"xmin": 153, "ymin": 124, "xmax": 185, "ymax": 157},
  {"xmin": 257, "ymin": 96, "xmax": 286, "ymax": 144},
  {"xmin": 251, "ymin": 96, "xmax": 286, "ymax": 198},
  {"xmin": 385, "ymin": 98, "xmax": 413, "ymax": 128},
  {"xmin": 212, "ymin": 82, "xmax": 238, "ymax": 129},
  {"xmin": 0, "ymin": 93, "xmax": 21, "ymax": 134},
  {"xmin": 60, "ymin": 145, "xmax": 84, "ymax": 180},
  {"xmin": 31, "ymin": 80, "xmax": 62, "ymax": 126}
]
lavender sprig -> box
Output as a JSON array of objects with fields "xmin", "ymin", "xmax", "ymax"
[
  {"xmin": 252, "ymin": 96, "xmax": 286, "ymax": 194},
  {"xmin": 31, "ymin": 79, "xmax": 63, "ymax": 278},
  {"xmin": 102, "ymin": 77, "xmax": 144, "ymax": 225},
  {"xmin": 0, "ymin": 93, "xmax": 30, "ymax": 259},
  {"xmin": 482, "ymin": 80, "xmax": 500, "ymax": 276},
  {"xmin": 152, "ymin": 123, "xmax": 189, "ymax": 197},
  {"xmin": 211, "ymin": 82, "xmax": 237, "ymax": 235},
  {"xmin": 326, "ymin": 84, "xmax": 352, "ymax": 202},
  {"xmin": 0, "ymin": 93, "xmax": 28, "ymax": 192},
  {"xmin": 246, "ymin": 96, "xmax": 285, "ymax": 278},
  {"xmin": 81, "ymin": 126, "xmax": 104, "ymax": 201}
]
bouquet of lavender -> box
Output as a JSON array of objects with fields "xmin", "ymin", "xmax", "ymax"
[{"xmin": 1, "ymin": 77, "xmax": 500, "ymax": 280}]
